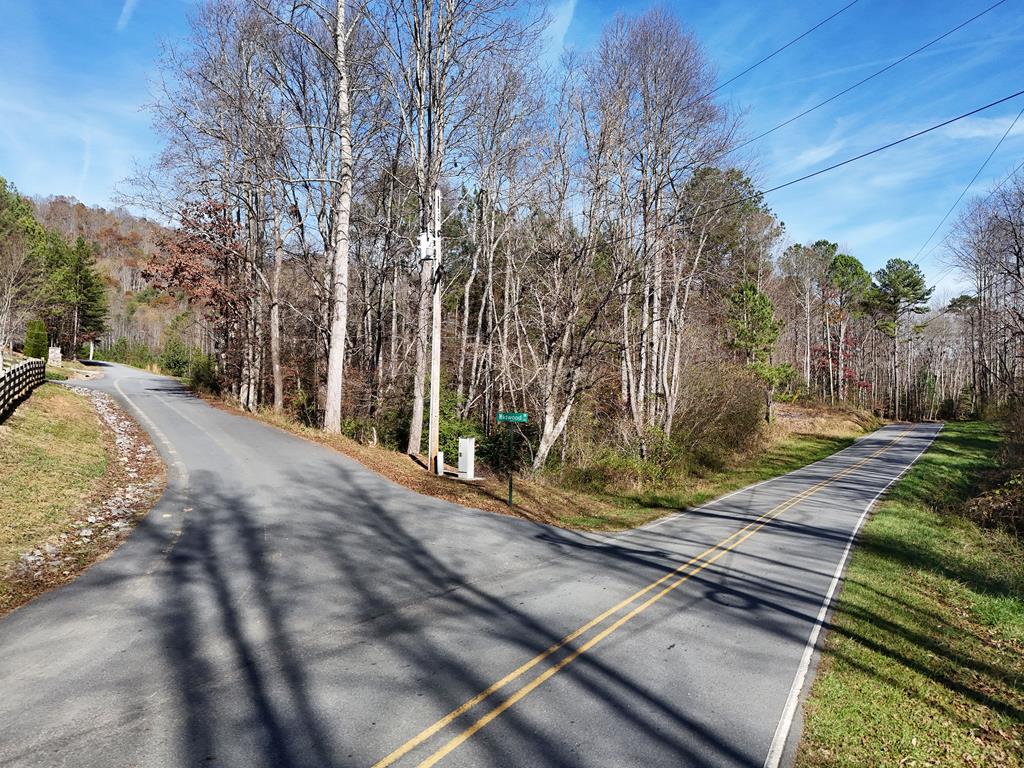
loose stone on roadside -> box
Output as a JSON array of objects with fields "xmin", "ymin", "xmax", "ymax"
[{"xmin": 13, "ymin": 386, "xmax": 164, "ymax": 580}]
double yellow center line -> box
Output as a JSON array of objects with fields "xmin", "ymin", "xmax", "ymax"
[{"xmin": 372, "ymin": 426, "xmax": 916, "ymax": 767}]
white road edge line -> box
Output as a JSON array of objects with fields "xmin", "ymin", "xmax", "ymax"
[
  {"xmin": 762, "ymin": 423, "xmax": 942, "ymax": 768},
  {"xmin": 617, "ymin": 424, "xmax": 905, "ymax": 539},
  {"xmin": 112, "ymin": 376, "xmax": 189, "ymax": 483}
]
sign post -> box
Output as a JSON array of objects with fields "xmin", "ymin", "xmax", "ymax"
[{"xmin": 496, "ymin": 411, "xmax": 528, "ymax": 507}]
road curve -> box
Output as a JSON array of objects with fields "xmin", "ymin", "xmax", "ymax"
[{"xmin": 0, "ymin": 363, "xmax": 939, "ymax": 768}]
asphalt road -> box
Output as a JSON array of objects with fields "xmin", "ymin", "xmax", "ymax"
[{"xmin": 0, "ymin": 363, "xmax": 940, "ymax": 768}]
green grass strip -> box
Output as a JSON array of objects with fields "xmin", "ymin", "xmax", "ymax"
[{"xmin": 798, "ymin": 422, "xmax": 1024, "ymax": 767}]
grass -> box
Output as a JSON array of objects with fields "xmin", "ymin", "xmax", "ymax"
[
  {"xmin": 237, "ymin": 403, "xmax": 874, "ymax": 532},
  {"xmin": 45, "ymin": 359, "xmax": 90, "ymax": 381},
  {"xmin": 0, "ymin": 384, "xmax": 109, "ymax": 609},
  {"xmin": 563, "ymin": 433, "xmax": 861, "ymax": 529},
  {"xmin": 797, "ymin": 421, "xmax": 1024, "ymax": 767}
]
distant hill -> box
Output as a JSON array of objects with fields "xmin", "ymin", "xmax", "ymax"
[{"xmin": 30, "ymin": 196, "xmax": 185, "ymax": 352}]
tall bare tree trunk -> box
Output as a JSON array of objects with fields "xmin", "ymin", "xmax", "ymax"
[
  {"xmin": 803, "ymin": 282, "xmax": 813, "ymax": 389},
  {"xmin": 323, "ymin": 0, "xmax": 353, "ymax": 433},
  {"xmin": 824, "ymin": 309, "xmax": 835, "ymax": 404}
]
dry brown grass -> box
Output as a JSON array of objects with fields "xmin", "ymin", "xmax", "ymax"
[
  {"xmin": 251, "ymin": 410, "xmax": 619, "ymax": 527},
  {"xmin": 214, "ymin": 400, "xmax": 879, "ymax": 531},
  {"xmin": 771, "ymin": 401, "xmax": 882, "ymax": 439},
  {"xmin": 0, "ymin": 384, "xmax": 164, "ymax": 614},
  {"xmin": 0, "ymin": 385, "xmax": 109, "ymax": 569}
]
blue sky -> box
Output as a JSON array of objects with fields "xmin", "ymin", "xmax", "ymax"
[{"xmin": 2, "ymin": 1, "xmax": 1022, "ymax": 295}]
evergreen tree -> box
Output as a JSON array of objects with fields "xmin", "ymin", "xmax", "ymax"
[
  {"xmin": 23, "ymin": 319, "xmax": 48, "ymax": 359},
  {"xmin": 726, "ymin": 281, "xmax": 793, "ymax": 422},
  {"xmin": 869, "ymin": 258, "xmax": 934, "ymax": 420},
  {"xmin": 726, "ymin": 281, "xmax": 782, "ymax": 364},
  {"xmin": 43, "ymin": 236, "xmax": 108, "ymax": 357},
  {"xmin": 826, "ymin": 252, "xmax": 871, "ymax": 401},
  {"xmin": 872, "ymin": 259, "xmax": 933, "ymax": 319}
]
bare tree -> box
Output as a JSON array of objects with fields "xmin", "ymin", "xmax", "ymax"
[
  {"xmin": 363, "ymin": 0, "xmax": 541, "ymax": 454},
  {"xmin": 585, "ymin": 10, "xmax": 742, "ymax": 451},
  {"xmin": 251, "ymin": 0, "xmax": 359, "ymax": 428}
]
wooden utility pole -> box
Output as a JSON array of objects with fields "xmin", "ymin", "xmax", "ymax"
[{"xmin": 428, "ymin": 189, "xmax": 442, "ymax": 474}]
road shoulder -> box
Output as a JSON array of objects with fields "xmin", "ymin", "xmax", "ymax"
[
  {"xmin": 0, "ymin": 382, "xmax": 165, "ymax": 615},
  {"xmin": 794, "ymin": 422, "xmax": 1024, "ymax": 767}
]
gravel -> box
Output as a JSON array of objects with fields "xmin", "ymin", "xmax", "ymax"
[{"xmin": 14, "ymin": 386, "xmax": 164, "ymax": 579}]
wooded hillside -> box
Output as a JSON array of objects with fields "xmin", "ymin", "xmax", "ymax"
[{"xmin": 0, "ymin": 182, "xmax": 190, "ymax": 369}]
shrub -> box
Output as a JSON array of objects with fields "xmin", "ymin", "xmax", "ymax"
[
  {"xmin": 965, "ymin": 471, "xmax": 1024, "ymax": 537},
  {"xmin": 479, "ymin": 420, "xmax": 535, "ymax": 473},
  {"xmin": 104, "ymin": 336, "xmax": 129, "ymax": 363},
  {"xmin": 556, "ymin": 362, "xmax": 766, "ymax": 495},
  {"xmin": 439, "ymin": 409, "xmax": 484, "ymax": 467},
  {"xmin": 560, "ymin": 429, "xmax": 687, "ymax": 493},
  {"xmin": 187, "ymin": 354, "xmax": 220, "ymax": 395},
  {"xmin": 96, "ymin": 337, "xmax": 156, "ymax": 369},
  {"xmin": 670, "ymin": 363, "xmax": 765, "ymax": 459},
  {"xmin": 403, "ymin": 386, "xmax": 487, "ymax": 464},
  {"xmin": 158, "ymin": 335, "xmax": 192, "ymax": 377},
  {"xmin": 290, "ymin": 389, "xmax": 320, "ymax": 428},
  {"xmin": 24, "ymin": 319, "xmax": 48, "ymax": 359}
]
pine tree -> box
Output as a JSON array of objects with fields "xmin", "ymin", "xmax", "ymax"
[
  {"xmin": 726, "ymin": 281, "xmax": 793, "ymax": 422},
  {"xmin": 727, "ymin": 281, "xmax": 782, "ymax": 364},
  {"xmin": 826, "ymin": 252, "xmax": 871, "ymax": 401},
  {"xmin": 43, "ymin": 236, "xmax": 108, "ymax": 357},
  {"xmin": 869, "ymin": 259, "xmax": 934, "ymax": 420}
]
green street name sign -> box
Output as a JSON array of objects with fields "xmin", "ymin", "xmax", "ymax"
[{"xmin": 496, "ymin": 411, "xmax": 528, "ymax": 423}]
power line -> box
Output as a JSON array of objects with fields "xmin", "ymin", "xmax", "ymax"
[
  {"xmin": 690, "ymin": 0, "xmax": 862, "ymax": 107},
  {"xmin": 728, "ymin": 0, "xmax": 1009, "ymax": 155},
  {"xmin": 709, "ymin": 88, "xmax": 1024, "ymax": 215},
  {"xmin": 915, "ymin": 120, "xmax": 1024, "ymax": 260},
  {"xmin": 920, "ymin": 156, "xmax": 1024, "ymax": 263}
]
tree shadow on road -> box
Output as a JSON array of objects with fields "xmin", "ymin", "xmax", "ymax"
[{"xmin": 151, "ymin": 452, "xmax": 791, "ymax": 767}]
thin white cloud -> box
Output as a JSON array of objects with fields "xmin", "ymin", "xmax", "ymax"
[
  {"xmin": 943, "ymin": 114, "xmax": 1024, "ymax": 140},
  {"xmin": 543, "ymin": 0, "xmax": 577, "ymax": 65},
  {"xmin": 116, "ymin": 0, "xmax": 139, "ymax": 32},
  {"xmin": 839, "ymin": 217, "xmax": 921, "ymax": 247},
  {"xmin": 865, "ymin": 169, "xmax": 922, "ymax": 190},
  {"xmin": 0, "ymin": 77, "xmax": 149, "ymax": 207},
  {"xmin": 733, "ymin": 34, "xmax": 1024, "ymax": 102},
  {"xmin": 790, "ymin": 141, "xmax": 843, "ymax": 171}
]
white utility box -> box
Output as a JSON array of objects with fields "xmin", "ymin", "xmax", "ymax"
[{"xmin": 458, "ymin": 437, "xmax": 476, "ymax": 481}]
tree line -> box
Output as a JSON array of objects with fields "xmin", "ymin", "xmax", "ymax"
[
  {"xmin": 123, "ymin": 1, "xmax": 1015, "ymax": 469},
  {"xmin": 948, "ymin": 169, "xmax": 1024, "ymax": 434},
  {"xmin": 3, "ymin": 1, "xmax": 1019, "ymax": 479}
]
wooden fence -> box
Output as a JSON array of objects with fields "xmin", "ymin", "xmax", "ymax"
[{"xmin": 0, "ymin": 359, "xmax": 46, "ymax": 416}]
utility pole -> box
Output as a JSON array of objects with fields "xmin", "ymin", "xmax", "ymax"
[{"xmin": 427, "ymin": 188, "xmax": 442, "ymax": 474}]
